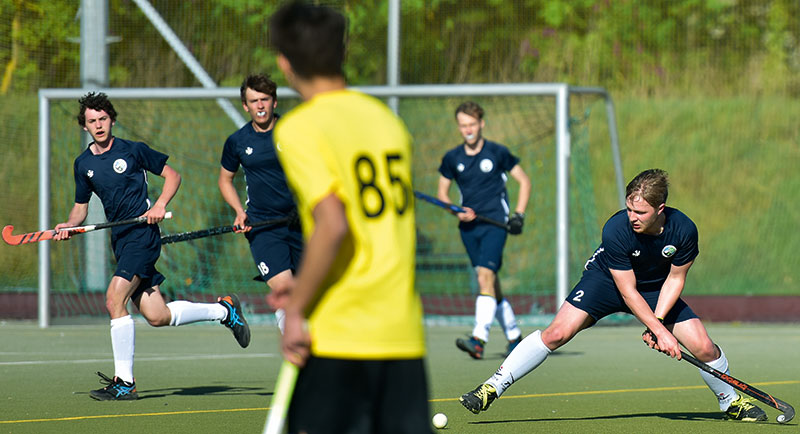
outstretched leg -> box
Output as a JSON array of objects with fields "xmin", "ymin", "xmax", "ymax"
[{"xmin": 460, "ymin": 302, "xmax": 593, "ymax": 413}]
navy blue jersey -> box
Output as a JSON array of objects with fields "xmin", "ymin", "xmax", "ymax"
[
  {"xmin": 73, "ymin": 137, "xmax": 168, "ymax": 232},
  {"xmin": 221, "ymin": 121, "xmax": 296, "ymax": 220},
  {"xmin": 438, "ymin": 139, "xmax": 520, "ymax": 222},
  {"xmin": 583, "ymin": 207, "xmax": 699, "ymax": 288}
]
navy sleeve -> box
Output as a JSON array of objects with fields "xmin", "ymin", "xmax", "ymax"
[
  {"xmin": 672, "ymin": 219, "xmax": 699, "ymax": 266},
  {"xmin": 132, "ymin": 142, "xmax": 168, "ymax": 175},
  {"xmin": 220, "ymin": 136, "xmax": 240, "ymax": 173},
  {"xmin": 601, "ymin": 220, "xmax": 632, "ymax": 271},
  {"xmin": 499, "ymin": 145, "xmax": 520, "ymax": 172},
  {"xmin": 438, "ymin": 151, "xmax": 454, "ymax": 179},
  {"xmin": 73, "ymin": 158, "xmax": 92, "ymax": 204}
]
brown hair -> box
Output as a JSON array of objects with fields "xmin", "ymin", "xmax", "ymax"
[
  {"xmin": 626, "ymin": 169, "xmax": 669, "ymax": 207},
  {"xmin": 240, "ymin": 74, "xmax": 277, "ymax": 102},
  {"xmin": 455, "ymin": 101, "xmax": 484, "ymax": 120},
  {"xmin": 77, "ymin": 92, "xmax": 117, "ymax": 127}
]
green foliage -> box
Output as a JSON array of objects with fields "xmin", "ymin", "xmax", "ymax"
[{"xmin": 2, "ymin": 0, "xmax": 800, "ymax": 94}]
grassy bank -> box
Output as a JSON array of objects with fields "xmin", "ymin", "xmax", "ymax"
[{"xmin": 0, "ymin": 93, "xmax": 797, "ymax": 296}]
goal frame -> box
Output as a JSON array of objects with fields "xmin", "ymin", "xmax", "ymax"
[{"xmin": 37, "ymin": 83, "xmax": 624, "ymax": 328}]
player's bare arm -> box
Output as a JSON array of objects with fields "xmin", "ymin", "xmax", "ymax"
[
  {"xmin": 509, "ymin": 164, "xmax": 531, "ymax": 214},
  {"xmin": 53, "ymin": 202, "xmax": 89, "ymax": 240},
  {"xmin": 281, "ymin": 193, "xmax": 349, "ymax": 368},
  {"xmin": 610, "ymin": 268, "xmax": 681, "ymax": 358},
  {"xmin": 437, "ymin": 175, "xmax": 476, "ymax": 222},
  {"xmin": 217, "ymin": 166, "xmax": 251, "ymax": 232},
  {"xmin": 141, "ymin": 164, "xmax": 181, "ymax": 224},
  {"xmin": 653, "ymin": 261, "xmax": 694, "ymax": 319}
]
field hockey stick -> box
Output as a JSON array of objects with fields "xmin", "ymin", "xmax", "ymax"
[
  {"xmin": 413, "ymin": 190, "xmax": 511, "ymax": 231},
  {"xmin": 160, "ymin": 216, "xmax": 291, "ymax": 245},
  {"xmin": 2, "ymin": 212, "xmax": 173, "ymax": 246},
  {"xmin": 680, "ymin": 350, "xmax": 795, "ymax": 423},
  {"xmin": 263, "ymin": 359, "xmax": 300, "ymax": 434}
]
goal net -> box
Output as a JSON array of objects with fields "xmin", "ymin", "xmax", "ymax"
[{"xmin": 32, "ymin": 85, "xmax": 622, "ymax": 325}]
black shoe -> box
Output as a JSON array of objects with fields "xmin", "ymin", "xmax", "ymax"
[
  {"xmin": 456, "ymin": 336, "xmax": 485, "ymax": 359},
  {"xmin": 219, "ymin": 294, "xmax": 251, "ymax": 348},
  {"xmin": 725, "ymin": 395, "xmax": 768, "ymax": 422},
  {"xmin": 460, "ymin": 383, "xmax": 497, "ymax": 414},
  {"xmin": 89, "ymin": 371, "xmax": 138, "ymax": 401}
]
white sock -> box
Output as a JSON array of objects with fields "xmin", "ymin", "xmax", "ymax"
[
  {"xmin": 275, "ymin": 308, "xmax": 286, "ymax": 334},
  {"xmin": 110, "ymin": 315, "xmax": 135, "ymax": 384},
  {"xmin": 472, "ymin": 295, "xmax": 497, "ymax": 342},
  {"xmin": 495, "ymin": 298, "xmax": 522, "ymax": 341},
  {"xmin": 167, "ymin": 300, "xmax": 227, "ymax": 326},
  {"xmin": 486, "ymin": 330, "xmax": 551, "ymax": 397},
  {"xmin": 698, "ymin": 346, "xmax": 738, "ymax": 410}
]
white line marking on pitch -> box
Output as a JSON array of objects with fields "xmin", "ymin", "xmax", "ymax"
[{"xmin": 0, "ymin": 353, "xmax": 276, "ymax": 366}]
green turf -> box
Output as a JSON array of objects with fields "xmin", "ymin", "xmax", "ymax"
[{"xmin": 1, "ymin": 320, "xmax": 797, "ymax": 433}]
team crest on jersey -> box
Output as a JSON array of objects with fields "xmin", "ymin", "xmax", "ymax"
[
  {"xmin": 87, "ymin": 170, "xmax": 94, "ymax": 178},
  {"xmin": 457, "ymin": 163, "xmax": 465, "ymax": 172},
  {"xmin": 245, "ymin": 147, "xmax": 253, "ymax": 155},
  {"xmin": 113, "ymin": 159, "xmax": 127, "ymax": 174},
  {"xmin": 662, "ymin": 245, "xmax": 677, "ymax": 258},
  {"xmin": 480, "ymin": 158, "xmax": 494, "ymax": 173},
  {"xmin": 632, "ymin": 250, "xmax": 640, "ymax": 257}
]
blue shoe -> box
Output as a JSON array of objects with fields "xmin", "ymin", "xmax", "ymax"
[
  {"xmin": 456, "ymin": 336, "xmax": 485, "ymax": 359},
  {"xmin": 89, "ymin": 371, "xmax": 138, "ymax": 401},
  {"xmin": 219, "ymin": 294, "xmax": 251, "ymax": 348},
  {"xmin": 505, "ymin": 336, "xmax": 522, "ymax": 356}
]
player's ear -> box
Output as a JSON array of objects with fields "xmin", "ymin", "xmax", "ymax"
[
  {"xmin": 657, "ymin": 203, "xmax": 665, "ymax": 214},
  {"xmin": 277, "ymin": 54, "xmax": 295, "ymax": 83}
]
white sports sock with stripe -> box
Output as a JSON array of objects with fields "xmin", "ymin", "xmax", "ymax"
[
  {"xmin": 167, "ymin": 300, "xmax": 227, "ymax": 326},
  {"xmin": 275, "ymin": 308, "xmax": 286, "ymax": 334},
  {"xmin": 495, "ymin": 298, "xmax": 522, "ymax": 341},
  {"xmin": 472, "ymin": 295, "xmax": 497, "ymax": 342},
  {"xmin": 698, "ymin": 346, "xmax": 737, "ymax": 410},
  {"xmin": 486, "ymin": 330, "xmax": 551, "ymax": 397},
  {"xmin": 110, "ymin": 315, "xmax": 135, "ymax": 384}
]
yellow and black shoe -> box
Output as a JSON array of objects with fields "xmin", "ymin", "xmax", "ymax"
[
  {"xmin": 460, "ymin": 383, "xmax": 497, "ymax": 414},
  {"xmin": 89, "ymin": 371, "xmax": 138, "ymax": 401},
  {"xmin": 725, "ymin": 395, "xmax": 768, "ymax": 422}
]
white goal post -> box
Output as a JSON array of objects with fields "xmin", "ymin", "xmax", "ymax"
[{"xmin": 37, "ymin": 83, "xmax": 624, "ymax": 328}]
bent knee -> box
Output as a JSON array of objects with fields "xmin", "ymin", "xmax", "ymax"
[
  {"xmin": 145, "ymin": 313, "xmax": 171, "ymax": 327},
  {"xmin": 692, "ymin": 342, "xmax": 720, "ymax": 361},
  {"xmin": 541, "ymin": 327, "xmax": 572, "ymax": 350}
]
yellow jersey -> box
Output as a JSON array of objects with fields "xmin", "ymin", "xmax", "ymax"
[{"xmin": 275, "ymin": 89, "xmax": 425, "ymax": 359}]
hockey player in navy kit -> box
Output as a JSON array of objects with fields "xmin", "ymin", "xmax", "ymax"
[
  {"xmin": 437, "ymin": 101, "xmax": 531, "ymax": 359},
  {"xmin": 459, "ymin": 169, "xmax": 767, "ymax": 422},
  {"xmin": 55, "ymin": 92, "xmax": 250, "ymax": 400}
]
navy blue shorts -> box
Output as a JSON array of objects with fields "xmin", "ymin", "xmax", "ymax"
[
  {"xmin": 288, "ymin": 356, "xmax": 430, "ymax": 434},
  {"xmin": 566, "ymin": 270, "xmax": 698, "ymax": 324},
  {"xmin": 459, "ymin": 221, "xmax": 507, "ymax": 272},
  {"xmin": 245, "ymin": 223, "xmax": 303, "ymax": 282},
  {"xmin": 111, "ymin": 223, "xmax": 165, "ymax": 296}
]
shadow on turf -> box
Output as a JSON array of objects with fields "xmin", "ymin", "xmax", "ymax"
[
  {"xmin": 136, "ymin": 385, "xmax": 269, "ymax": 399},
  {"xmin": 470, "ymin": 411, "xmax": 727, "ymax": 424}
]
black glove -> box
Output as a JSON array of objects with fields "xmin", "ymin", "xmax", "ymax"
[
  {"xmin": 508, "ymin": 212, "xmax": 524, "ymax": 235},
  {"xmin": 287, "ymin": 208, "xmax": 301, "ymax": 231}
]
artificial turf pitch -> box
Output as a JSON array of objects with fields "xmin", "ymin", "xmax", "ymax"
[{"xmin": 1, "ymin": 320, "xmax": 797, "ymax": 433}]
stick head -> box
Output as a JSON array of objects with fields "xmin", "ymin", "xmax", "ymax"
[{"xmin": 2, "ymin": 226, "xmax": 19, "ymax": 245}]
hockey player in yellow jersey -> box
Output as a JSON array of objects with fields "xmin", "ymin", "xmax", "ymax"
[{"xmin": 268, "ymin": 2, "xmax": 431, "ymax": 433}]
